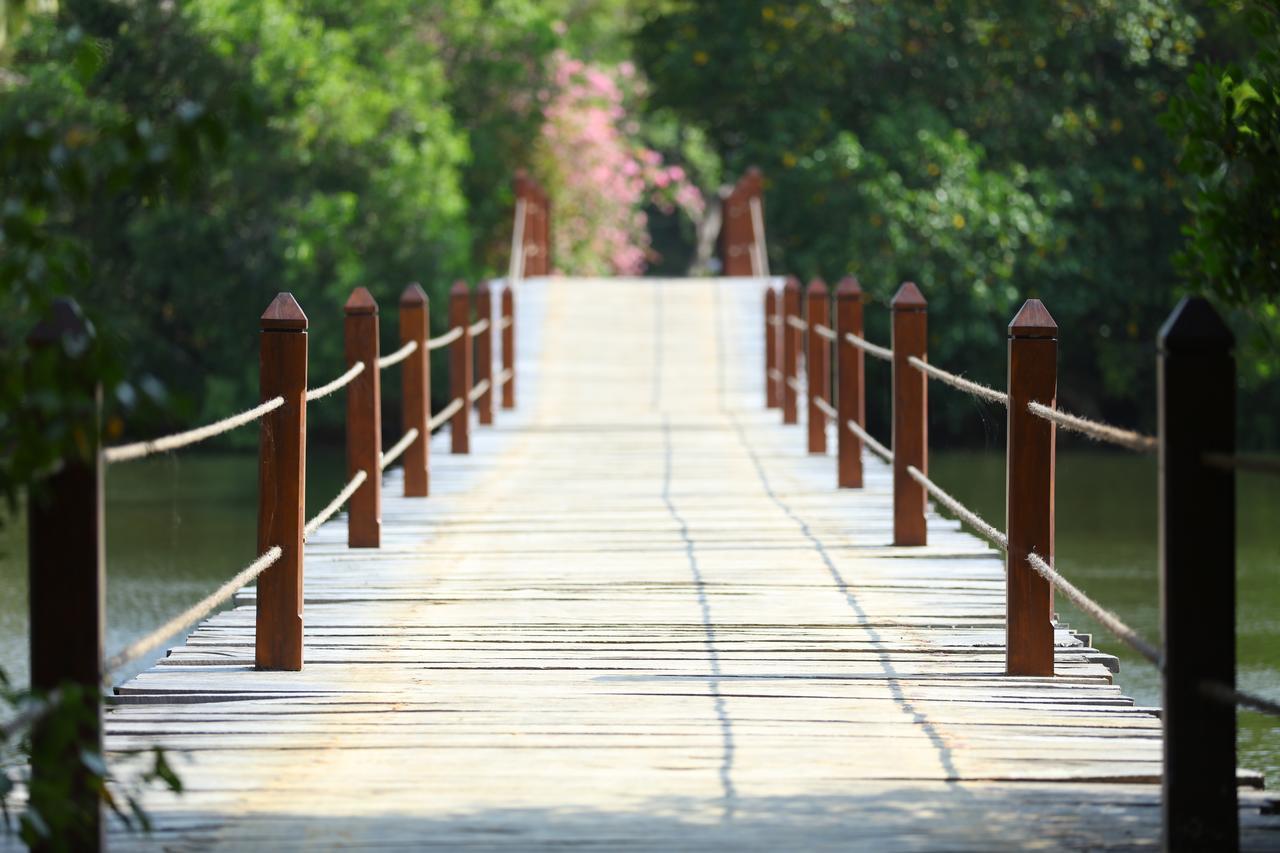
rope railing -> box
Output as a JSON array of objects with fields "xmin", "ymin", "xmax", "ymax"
[
  {"xmin": 428, "ymin": 397, "xmax": 464, "ymax": 432},
  {"xmin": 749, "ymin": 195, "xmax": 770, "ymax": 278},
  {"xmin": 499, "ymin": 315, "xmax": 514, "ymax": 331},
  {"xmin": 0, "ymin": 690, "xmax": 61, "ymax": 742},
  {"xmin": 846, "ymin": 419, "xmax": 892, "ymax": 463},
  {"xmin": 813, "ymin": 396, "xmax": 837, "ymax": 421},
  {"xmin": 495, "ymin": 367, "xmax": 514, "ymax": 388},
  {"xmin": 469, "ymin": 318, "xmax": 490, "ymax": 337},
  {"xmin": 813, "ymin": 323, "xmax": 837, "ymax": 342},
  {"xmin": 306, "ymin": 361, "xmax": 366, "ymax": 403},
  {"xmin": 767, "ymin": 314, "xmax": 783, "ymax": 328},
  {"xmin": 376, "ymin": 339, "xmax": 418, "ymax": 369},
  {"xmin": 304, "ymin": 470, "xmax": 368, "ymax": 541},
  {"xmin": 907, "ymin": 356, "xmax": 1008, "ymax": 407},
  {"xmin": 905, "ymin": 465, "xmax": 1008, "ymax": 551},
  {"xmin": 1027, "ymin": 401, "xmax": 1158, "ymax": 453},
  {"xmin": 843, "ymin": 331, "xmax": 893, "ymax": 362},
  {"xmin": 102, "ymin": 396, "xmax": 284, "ymax": 464},
  {"xmin": 786, "ymin": 375, "xmax": 804, "ymax": 395},
  {"xmin": 508, "ymin": 197, "xmax": 527, "ymax": 282},
  {"xmin": 104, "ymin": 545, "xmax": 283, "ymax": 673},
  {"xmin": 1201, "ymin": 681, "xmax": 1280, "ymax": 717},
  {"xmin": 468, "ymin": 378, "xmax": 491, "ymax": 403},
  {"xmin": 785, "ymin": 315, "xmax": 808, "ymax": 333},
  {"xmin": 428, "ymin": 326, "xmax": 464, "ymax": 351},
  {"xmin": 767, "ymin": 367, "xmax": 783, "ymax": 382},
  {"xmin": 380, "ymin": 428, "xmax": 419, "ymax": 472},
  {"xmin": 1204, "ymin": 453, "xmax": 1280, "ymax": 477}
]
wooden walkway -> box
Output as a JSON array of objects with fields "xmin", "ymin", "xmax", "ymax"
[{"xmin": 104, "ymin": 278, "xmax": 1277, "ymax": 850}]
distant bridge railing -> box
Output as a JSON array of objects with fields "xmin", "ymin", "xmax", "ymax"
[
  {"xmin": 20, "ymin": 172, "xmax": 551, "ymax": 849},
  {"xmin": 760, "ymin": 268, "xmax": 1279, "ymax": 851}
]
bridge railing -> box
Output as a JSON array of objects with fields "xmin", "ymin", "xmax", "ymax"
[
  {"xmin": 761, "ymin": 271, "xmax": 1279, "ymax": 849},
  {"xmin": 20, "ymin": 177, "xmax": 545, "ymax": 849}
]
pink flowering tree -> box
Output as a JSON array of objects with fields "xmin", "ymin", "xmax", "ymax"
[{"xmin": 536, "ymin": 52, "xmax": 703, "ymax": 275}]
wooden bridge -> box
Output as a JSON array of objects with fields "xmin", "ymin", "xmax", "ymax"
[{"xmin": 16, "ymin": 176, "xmax": 1280, "ymax": 851}]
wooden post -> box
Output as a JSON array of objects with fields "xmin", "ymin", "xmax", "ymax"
[
  {"xmin": 836, "ymin": 277, "xmax": 865, "ymax": 488},
  {"xmin": 720, "ymin": 168, "xmax": 763, "ymax": 276},
  {"xmin": 501, "ymin": 285, "xmax": 516, "ymax": 409},
  {"xmin": 1158, "ymin": 296, "xmax": 1237, "ymax": 851},
  {"xmin": 344, "ymin": 287, "xmax": 381, "ymax": 548},
  {"xmin": 1005, "ymin": 299, "xmax": 1057, "ymax": 676},
  {"xmin": 538, "ymin": 182, "xmax": 553, "ymax": 275},
  {"xmin": 256, "ymin": 293, "xmax": 308, "ymax": 671},
  {"xmin": 780, "ymin": 276, "xmax": 801, "ymax": 424},
  {"xmin": 27, "ymin": 298, "xmax": 105, "ymax": 851},
  {"xmin": 764, "ymin": 288, "xmax": 779, "ymax": 408},
  {"xmin": 806, "ymin": 278, "xmax": 829, "ymax": 454},
  {"xmin": 450, "ymin": 281, "xmax": 472, "ymax": 453},
  {"xmin": 475, "ymin": 281, "xmax": 494, "ymax": 425},
  {"xmin": 891, "ymin": 282, "xmax": 927, "ymax": 546},
  {"xmin": 400, "ymin": 284, "xmax": 430, "ymax": 497}
]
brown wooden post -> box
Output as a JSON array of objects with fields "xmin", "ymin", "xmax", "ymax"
[
  {"xmin": 27, "ymin": 298, "xmax": 105, "ymax": 851},
  {"xmin": 450, "ymin": 281, "xmax": 472, "ymax": 453},
  {"xmin": 256, "ymin": 293, "xmax": 308, "ymax": 671},
  {"xmin": 719, "ymin": 168, "xmax": 763, "ymax": 276},
  {"xmin": 1005, "ymin": 299, "xmax": 1057, "ymax": 676},
  {"xmin": 891, "ymin": 282, "xmax": 928, "ymax": 546},
  {"xmin": 344, "ymin": 287, "xmax": 381, "ymax": 548},
  {"xmin": 1158, "ymin": 297, "xmax": 1237, "ymax": 851},
  {"xmin": 764, "ymin": 288, "xmax": 779, "ymax": 408},
  {"xmin": 537, "ymin": 181, "xmax": 552, "ymax": 275},
  {"xmin": 836, "ymin": 277, "xmax": 865, "ymax": 488},
  {"xmin": 806, "ymin": 278, "xmax": 830, "ymax": 454},
  {"xmin": 400, "ymin": 284, "xmax": 430, "ymax": 497},
  {"xmin": 780, "ymin": 276, "xmax": 801, "ymax": 424},
  {"xmin": 501, "ymin": 285, "xmax": 516, "ymax": 409},
  {"xmin": 475, "ymin": 280, "xmax": 494, "ymax": 425}
]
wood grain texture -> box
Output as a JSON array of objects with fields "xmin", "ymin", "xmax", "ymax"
[
  {"xmin": 344, "ymin": 287, "xmax": 382, "ymax": 548},
  {"xmin": 89, "ymin": 279, "xmax": 1278, "ymax": 852},
  {"xmin": 399, "ymin": 285, "xmax": 430, "ymax": 497},
  {"xmin": 836, "ymin": 277, "xmax": 864, "ymax": 489}
]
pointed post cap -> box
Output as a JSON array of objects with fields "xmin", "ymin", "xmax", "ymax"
[
  {"xmin": 764, "ymin": 287, "xmax": 777, "ymax": 306},
  {"xmin": 1009, "ymin": 299, "xmax": 1057, "ymax": 339},
  {"xmin": 450, "ymin": 280, "xmax": 470, "ymax": 299},
  {"xmin": 29, "ymin": 297, "xmax": 96, "ymax": 346},
  {"xmin": 806, "ymin": 277, "xmax": 828, "ymax": 298},
  {"xmin": 836, "ymin": 276, "xmax": 863, "ymax": 301},
  {"xmin": 261, "ymin": 293, "xmax": 308, "ymax": 331},
  {"xmin": 344, "ymin": 286, "xmax": 378, "ymax": 316},
  {"xmin": 476, "ymin": 279, "xmax": 491, "ymax": 296},
  {"xmin": 1159, "ymin": 296, "xmax": 1234, "ymax": 353},
  {"xmin": 891, "ymin": 281, "xmax": 927, "ymax": 311},
  {"xmin": 782, "ymin": 275, "xmax": 800, "ymax": 294},
  {"xmin": 400, "ymin": 283, "xmax": 428, "ymax": 307}
]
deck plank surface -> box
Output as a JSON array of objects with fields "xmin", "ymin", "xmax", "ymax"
[{"xmin": 101, "ymin": 277, "xmax": 1278, "ymax": 850}]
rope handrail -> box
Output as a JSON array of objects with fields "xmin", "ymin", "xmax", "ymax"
[
  {"xmin": 508, "ymin": 197, "xmax": 527, "ymax": 282},
  {"xmin": 1025, "ymin": 552, "xmax": 1161, "ymax": 666},
  {"xmin": 380, "ymin": 428, "xmax": 419, "ymax": 472},
  {"xmin": 304, "ymin": 470, "xmax": 368, "ymax": 540},
  {"xmin": 428, "ymin": 397, "xmax": 464, "ymax": 432},
  {"xmin": 1027, "ymin": 402, "xmax": 1158, "ymax": 453},
  {"xmin": 767, "ymin": 367, "xmax": 783, "ymax": 382},
  {"xmin": 907, "ymin": 356, "xmax": 1008, "ymax": 406},
  {"xmin": 785, "ymin": 315, "xmax": 808, "ymax": 333},
  {"xmin": 103, "ymin": 397, "xmax": 284, "ymax": 464},
  {"xmin": 306, "ymin": 361, "xmax": 365, "ymax": 403},
  {"xmin": 1201, "ymin": 681, "xmax": 1280, "ymax": 717},
  {"xmin": 906, "ymin": 465, "xmax": 1008, "ymax": 551},
  {"xmin": 1204, "ymin": 453, "xmax": 1280, "ymax": 477},
  {"xmin": 428, "ymin": 326, "xmax": 464, "ymax": 351},
  {"xmin": 749, "ymin": 195, "xmax": 770, "ymax": 277},
  {"xmin": 786, "ymin": 375, "xmax": 804, "ymax": 395},
  {"xmin": 813, "ymin": 323, "xmax": 837, "ymax": 342},
  {"xmin": 499, "ymin": 315, "xmax": 514, "ymax": 331},
  {"xmin": 845, "ymin": 419, "xmax": 892, "ymax": 463},
  {"xmin": 843, "ymin": 331, "xmax": 893, "ymax": 362},
  {"xmin": 377, "ymin": 340, "xmax": 418, "ymax": 369},
  {"xmin": 468, "ymin": 378, "xmax": 491, "ymax": 403},
  {"xmin": 469, "ymin": 318, "xmax": 490, "ymax": 337},
  {"xmin": 104, "ymin": 545, "xmax": 283, "ymax": 673},
  {"xmin": 813, "ymin": 396, "xmax": 837, "ymax": 421},
  {"xmin": 495, "ymin": 367, "xmax": 514, "ymax": 388},
  {"xmin": 767, "ymin": 315, "xmax": 783, "ymax": 328},
  {"xmin": 0, "ymin": 689, "xmax": 61, "ymax": 741}
]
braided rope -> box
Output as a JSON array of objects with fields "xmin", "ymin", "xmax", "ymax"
[
  {"xmin": 908, "ymin": 356, "xmax": 1008, "ymax": 406},
  {"xmin": 468, "ymin": 378, "xmax": 492, "ymax": 403},
  {"xmin": 377, "ymin": 340, "xmax": 418, "ymax": 369},
  {"xmin": 1201, "ymin": 681, "xmax": 1280, "ymax": 717},
  {"xmin": 306, "ymin": 361, "xmax": 365, "ymax": 403},
  {"xmin": 749, "ymin": 196, "xmax": 770, "ymax": 277},
  {"xmin": 1027, "ymin": 402, "xmax": 1157, "ymax": 453},
  {"xmin": 103, "ymin": 397, "xmax": 284, "ymax": 463},
  {"xmin": 786, "ymin": 315, "xmax": 808, "ymax": 332},
  {"xmin": 844, "ymin": 332, "xmax": 893, "ymax": 362},
  {"xmin": 786, "ymin": 375, "xmax": 804, "ymax": 395},
  {"xmin": 812, "ymin": 323, "xmax": 837, "ymax": 342},
  {"xmin": 1204, "ymin": 453, "xmax": 1280, "ymax": 477},
  {"xmin": 105, "ymin": 546, "xmax": 283, "ymax": 673},
  {"xmin": 813, "ymin": 396, "xmax": 838, "ymax": 420},
  {"xmin": 495, "ymin": 367, "xmax": 514, "ymax": 387},
  {"xmin": 380, "ymin": 428, "xmax": 420, "ymax": 472},
  {"xmin": 906, "ymin": 465, "xmax": 1008, "ymax": 551},
  {"xmin": 767, "ymin": 315, "xmax": 783, "ymax": 328},
  {"xmin": 499, "ymin": 315, "xmax": 514, "ymax": 331},
  {"xmin": 428, "ymin": 326, "xmax": 464, "ymax": 351},
  {"xmin": 767, "ymin": 367, "xmax": 783, "ymax": 382},
  {"xmin": 304, "ymin": 470, "xmax": 368, "ymax": 540},
  {"xmin": 845, "ymin": 419, "xmax": 892, "ymax": 462},
  {"xmin": 469, "ymin": 318, "xmax": 490, "ymax": 337},
  {"xmin": 429, "ymin": 397, "xmax": 464, "ymax": 432}
]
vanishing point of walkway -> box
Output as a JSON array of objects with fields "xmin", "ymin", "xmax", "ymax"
[{"xmin": 107, "ymin": 278, "xmax": 1277, "ymax": 850}]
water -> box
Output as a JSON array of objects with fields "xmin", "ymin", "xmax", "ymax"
[{"xmin": 0, "ymin": 448, "xmax": 1274, "ymax": 785}]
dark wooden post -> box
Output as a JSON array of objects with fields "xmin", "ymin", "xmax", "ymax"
[
  {"xmin": 400, "ymin": 284, "xmax": 430, "ymax": 497},
  {"xmin": 1158, "ymin": 296, "xmax": 1237, "ymax": 851},
  {"xmin": 891, "ymin": 282, "xmax": 928, "ymax": 546},
  {"xmin": 720, "ymin": 168, "xmax": 763, "ymax": 276},
  {"xmin": 475, "ymin": 281, "xmax": 494, "ymax": 425},
  {"xmin": 344, "ymin": 287, "xmax": 381, "ymax": 548},
  {"xmin": 1005, "ymin": 299, "xmax": 1057, "ymax": 676},
  {"xmin": 538, "ymin": 182, "xmax": 553, "ymax": 275},
  {"xmin": 806, "ymin": 278, "xmax": 829, "ymax": 454},
  {"xmin": 780, "ymin": 276, "xmax": 801, "ymax": 424},
  {"xmin": 764, "ymin": 288, "xmax": 780, "ymax": 409},
  {"xmin": 27, "ymin": 299, "xmax": 105, "ymax": 851},
  {"xmin": 256, "ymin": 293, "xmax": 308, "ymax": 671},
  {"xmin": 836, "ymin": 277, "xmax": 865, "ymax": 488},
  {"xmin": 450, "ymin": 281, "xmax": 472, "ymax": 453},
  {"xmin": 501, "ymin": 285, "xmax": 516, "ymax": 409}
]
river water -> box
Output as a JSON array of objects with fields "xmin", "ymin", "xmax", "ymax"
[{"xmin": 0, "ymin": 449, "xmax": 1275, "ymax": 784}]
